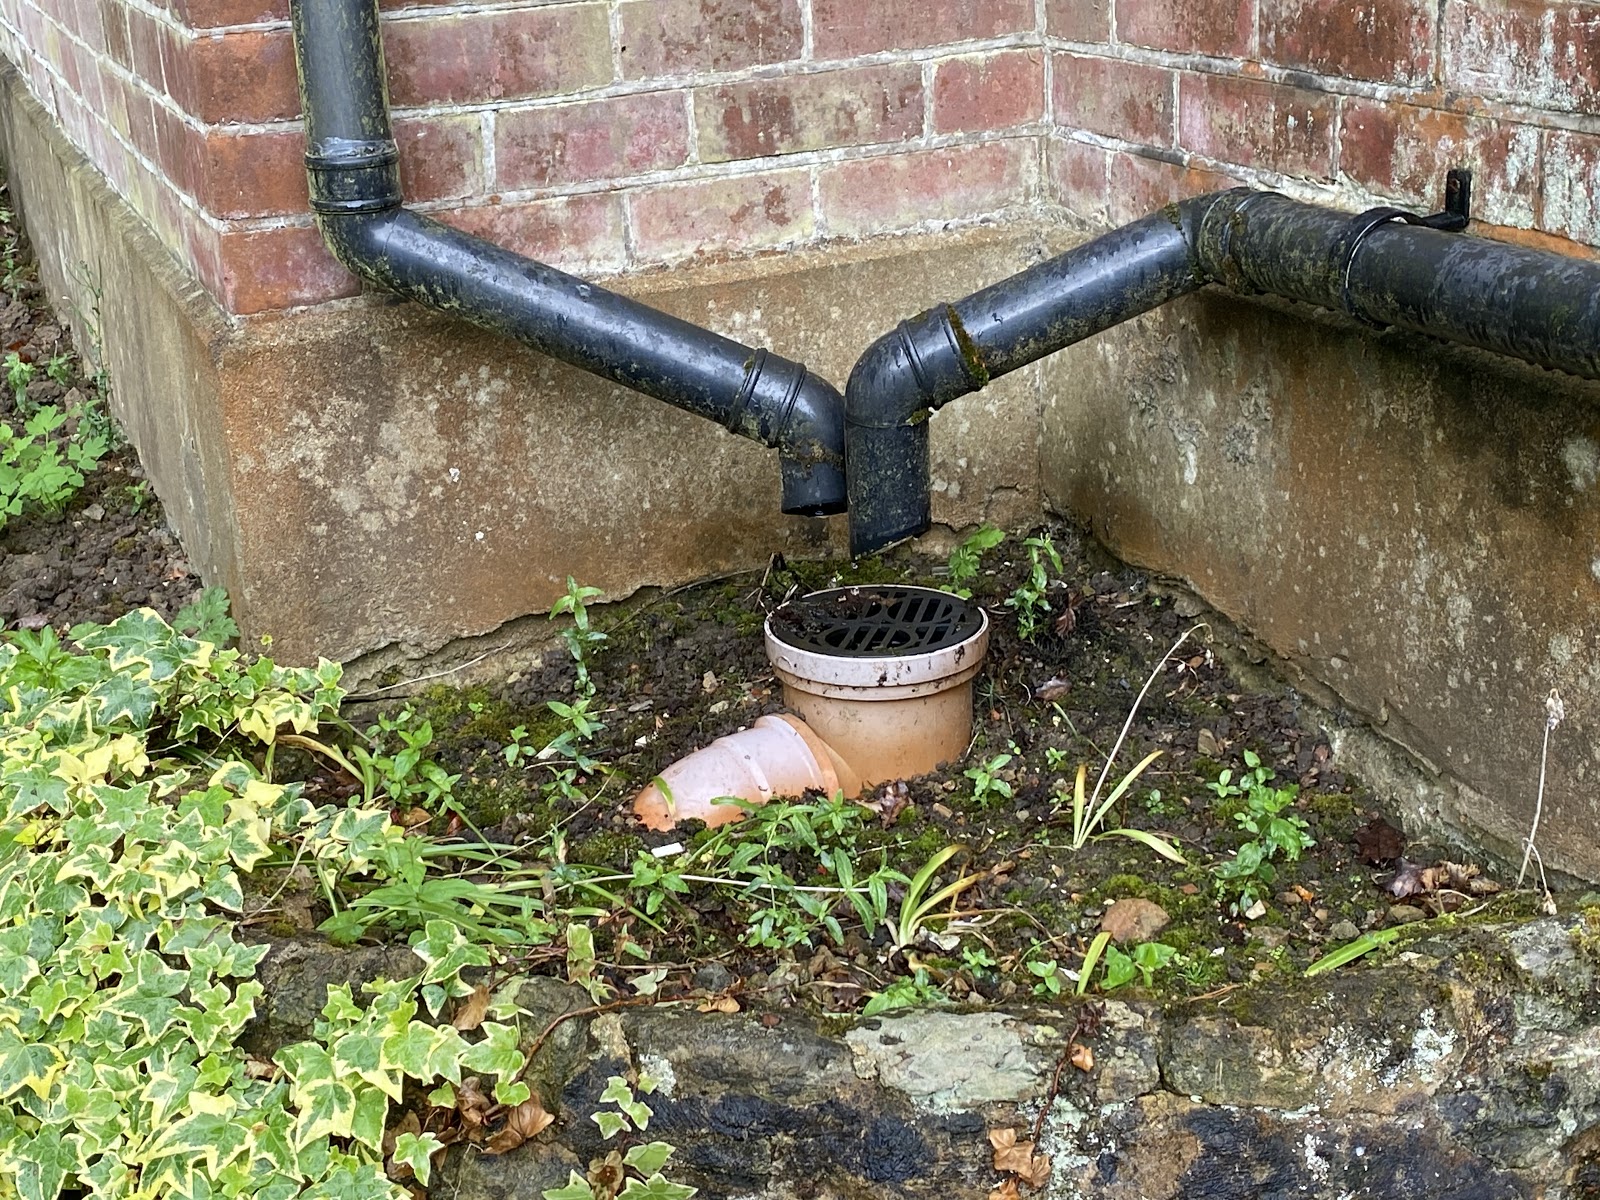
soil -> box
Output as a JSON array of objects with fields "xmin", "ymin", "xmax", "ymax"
[
  {"xmin": 394, "ymin": 528, "xmax": 1548, "ymax": 1013},
  {"xmin": 0, "ymin": 184, "xmax": 203, "ymax": 631}
]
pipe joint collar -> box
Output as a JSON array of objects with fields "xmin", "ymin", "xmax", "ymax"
[
  {"xmin": 305, "ymin": 136, "xmax": 402, "ymax": 215},
  {"xmin": 734, "ymin": 350, "xmax": 847, "ymax": 516}
]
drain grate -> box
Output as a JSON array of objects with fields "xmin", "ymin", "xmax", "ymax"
[{"xmin": 767, "ymin": 586, "xmax": 983, "ymax": 658}]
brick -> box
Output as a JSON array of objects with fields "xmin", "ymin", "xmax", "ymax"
[
  {"xmin": 1340, "ymin": 101, "xmax": 1539, "ymax": 227},
  {"xmin": 630, "ymin": 170, "xmax": 814, "ymax": 261},
  {"xmin": 195, "ymin": 128, "xmax": 306, "ymax": 218},
  {"xmin": 1106, "ymin": 150, "xmax": 1241, "ymax": 223},
  {"xmin": 1047, "ymin": 0, "xmax": 1111, "ymax": 41},
  {"xmin": 167, "ymin": 28, "xmax": 300, "ymax": 123},
  {"xmin": 812, "ymin": 0, "xmax": 1035, "ymax": 57},
  {"xmin": 395, "ymin": 115, "xmax": 483, "ymax": 204},
  {"xmin": 497, "ymin": 93, "xmax": 688, "ymax": 190},
  {"xmin": 1177, "ymin": 73, "xmax": 1336, "ymax": 178},
  {"xmin": 99, "ymin": 0, "xmax": 129, "ymax": 70},
  {"xmin": 818, "ymin": 140, "xmax": 1029, "ymax": 236},
  {"xmin": 217, "ymin": 224, "xmax": 361, "ymax": 314},
  {"xmin": 126, "ymin": 6, "xmax": 167, "ymax": 91},
  {"xmin": 384, "ymin": 6, "xmax": 612, "ymax": 107},
  {"xmin": 170, "ymin": 0, "xmax": 287, "ymax": 27},
  {"xmin": 618, "ymin": 0, "xmax": 801, "ymax": 78},
  {"xmin": 1445, "ymin": 1, "xmax": 1600, "ymax": 114},
  {"xmin": 1260, "ymin": 0, "xmax": 1434, "ymax": 85},
  {"xmin": 437, "ymin": 194, "xmax": 628, "ymax": 274},
  {"xmin": 698, "ymin": 64, "xmax": 923, "ymax": 163},
  {"xmin": 1052, "ymin": 52, "xmax": 1174, "ymax": 146},
  {"xmin": 1541, "ymin": 131, "xmax": 1600, "ymax": 247},
  {"xmin": 172, "ymin": 0, "xmax": 485, "ymax": 28},
  {"xmin": 1047, "ymin": 135, "xmax": 1109, "ymax": 223},
  {"xmin": 933, "ymin": 49, "xmax": 1044, "ymax": 134},
  {"xmin": 153, "ymin": 102, "xmax": 201, "ymax": 197},
  {"xmin": 1116, "ymin": 0, "xmax": 1253, "ymax": 58}
]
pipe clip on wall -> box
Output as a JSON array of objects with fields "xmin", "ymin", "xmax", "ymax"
[
  {"xmin": 290, "ymin": 0, "xmax": 845, "ymax": 517},
  {"xmin": 845, "ymin": 179, "xmax": 1600, "ymax": 557}
]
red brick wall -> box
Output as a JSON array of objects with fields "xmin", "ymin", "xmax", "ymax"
[
  {"xmin": 0, "ymin": 0, "xmax": 1593, "ymax": 319},
  {"xmin": 1047, "ymin": 0, "xmax": 1598, "ymax": 248},
  {"xmin": 0, "ymin": 0, "xmax": 1045, "ymax": 315}
]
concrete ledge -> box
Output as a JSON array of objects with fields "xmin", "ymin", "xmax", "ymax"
[{"xmin": 1041, "ymin": 288, "xmax": 1600, "ymax": 880}]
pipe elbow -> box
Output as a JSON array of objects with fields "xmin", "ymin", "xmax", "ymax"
[
  {"xmin": 845, "ymin": 308, "xmax": 985, "ymax": 558},
  {"xmin": 777, "ymin": 368, "xmax": 847, "ymax": 517}
]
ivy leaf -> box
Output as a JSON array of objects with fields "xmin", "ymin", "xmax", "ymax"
[
  {"xmin": 391, "ymin": 1130, "xmax": 445, "ymax": 1188},
  {"xmin": 0, "ymin": 1027, "xmax": 64, "ymax": 1098},
  {"xmin": 592, "ymin": 1110, "xmax": 628, "ymax": 1140},
  {"xmin": 458, "ymin": 1022, "xmax": 524, "ymax": 1079},
  {"xmin": 542, "ymin": 1171, "xmax": 598, "ymax": 1200},
  {"xmin": 623, "ymin": 1142, "xmax": 676, "ymax": 1175},
  {"xmin": 74, "ymin": 609, "xmax": 198, "ymax": 682},
  {"xmin": 617, "ymin": 1174, "xmax": 697, "ymax": 1200},
  {"xmin": 13, "ymin": 1125, "xmax": 78, "ymax": 1200}
]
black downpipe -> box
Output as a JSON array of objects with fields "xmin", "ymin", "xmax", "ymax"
[
  {"xmin": 290, "ymin": 0, "xmax": 845, "ymax": 516},
  {"xmin": 847, "ymin": 187, "xmax": 1600, "ymax": 556}
]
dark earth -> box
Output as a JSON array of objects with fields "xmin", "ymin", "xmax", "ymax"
[{"xmin": 0, "ymin": 182, "xmax": 203, "ymax": 632}]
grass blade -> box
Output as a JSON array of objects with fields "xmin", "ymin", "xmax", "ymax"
[
  {"xmin": 1303, "ymin": 927, "xmax": 1402, "ymax": 977},
  {"xmin": 1101, "ymin": 826, "xmax": 1187, "ymax": 865}
]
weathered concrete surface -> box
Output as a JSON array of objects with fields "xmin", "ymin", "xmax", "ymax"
[
  {"xmin": 1040, "ymin": 290, "xmax": 1600, "ymax": 883},
  {"xmin": 247, "ymin": 914, "xmax": 1600, "ymax": 1198},
  {"xmin": 0, "ymin": 57, "xmax": 1044, "ymax": 669},
  {"xmin": 216, "ymin": 228, "xmax": 1045, "ymax": 670}
]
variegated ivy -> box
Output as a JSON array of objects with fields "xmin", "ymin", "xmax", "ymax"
[{"xmin": 0, "ymin": 610, "xmax": 529, "ymax": 1200}]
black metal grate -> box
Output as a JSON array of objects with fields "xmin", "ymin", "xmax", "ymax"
[{"xmin": 767, "ymin": 586, "xmax": 982, "ymax": 658}]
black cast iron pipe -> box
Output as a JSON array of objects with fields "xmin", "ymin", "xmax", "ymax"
[
  {"xmin": 290, "ymin": 0, "xmax": 845, "ymax": 516},
  {"xmin": 846, "ymin": 187, "xmax": 1600, "ymax": 556}
]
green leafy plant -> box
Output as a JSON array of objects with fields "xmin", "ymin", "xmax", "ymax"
[
  {"xmin": 543, "ymin": 1075, "xmax": 696, "ymax": 1200},
  {"xmin": 43, "ymin": 353, "xmax": 72, "ymax": 388},
  {"xmin": 0, "ymin": 402, "xmax": 107, "ymax": 527},
  {"xmin": 4, "ymin": 352, "xmax": 34, "ymax": 413},
  {"xmin": 862, "ymin": 968, "xmax": 944, "ymax": 1017},
  {"xmin": 890, "ymin": 844, "xmax": 982, "ymax": 951},
  {"xmin": 1211, "ymin": 750, "xmax": 1315, "ymax": 914},
  {"xmin": 1028, "ymin": 956, "xmax": 1066, "ymax": 998},
  {"xmin": 1005, "ymin": 533, "xmax": 1064, "ymax": 640},
  {"xmin": 964, "ymin": 749, "xmax": 1015, "ymax": 808},
  {"xmin": 1049, "ymin": 625, "xmax": 1201, "ymax": 864},
  {"xmin": 175, "ymin": 586, "xmax": 240, "ymax": 646},
  {"xmin": 0, "ymin": 605, "xmax": 537, "ymax": 1200},
  {"xmin": 1100, "ymin": 940, "xmax": 1178, "ymax": 990},
  {"xmin": 552, "ymin": 576, "xmax": 607, "ymax": 698},
  {"xmin": 946, "ymin": 523, "xmax": 1004, "ymax": 596}
]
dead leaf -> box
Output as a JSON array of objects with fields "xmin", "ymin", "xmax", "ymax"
[
  {"xmin": 393, "ymin": 807, "xmax": 432, "ymax": 833},
  {"xmin": 452, "ymin": 984, "xmax": 491, "ymax": 1032},
  {"xmin": 244, "ymin": 1056, "xmax": 279, "ymax": 1081},
  {"xmin": 1354, "ymin": 816, "xmax": 1405, "ymax": 865},
  {"xmin": 859, "ymin": 780, "xmax": 911, "ymax": 826},
  {"xmin": 697, "ymin": 995, "xmax": 741, "ymax": 1014},
  {"xmin": 988, "ymin": 1181, "xmax": 1022, "ymax": 1200},
  {"xmin": 455, "ymin": 1077, "xmax": 491, "ymax": 1133},
  {"xmin": 1197, "ymin": 728, "xmax": 1221, "ymax": 757},
  {"xmin": 1069, "ymin": 1042, "xmax": 1094, "ymax": 1072},
  {"xmin": 484, "ymin": 1095, "xmax": 555, "ymax": 1155},
  {"xmin": 1033, "ymin": 677, "xmax": 1071, "ymax": 702},
  {"xmin": 1394, "ymin": 858, "xmax": 1440, "ymax": 898},
  {"xmin": 990, "ymin": 1127, "xmax": 1053, "ymax": 1188}
]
